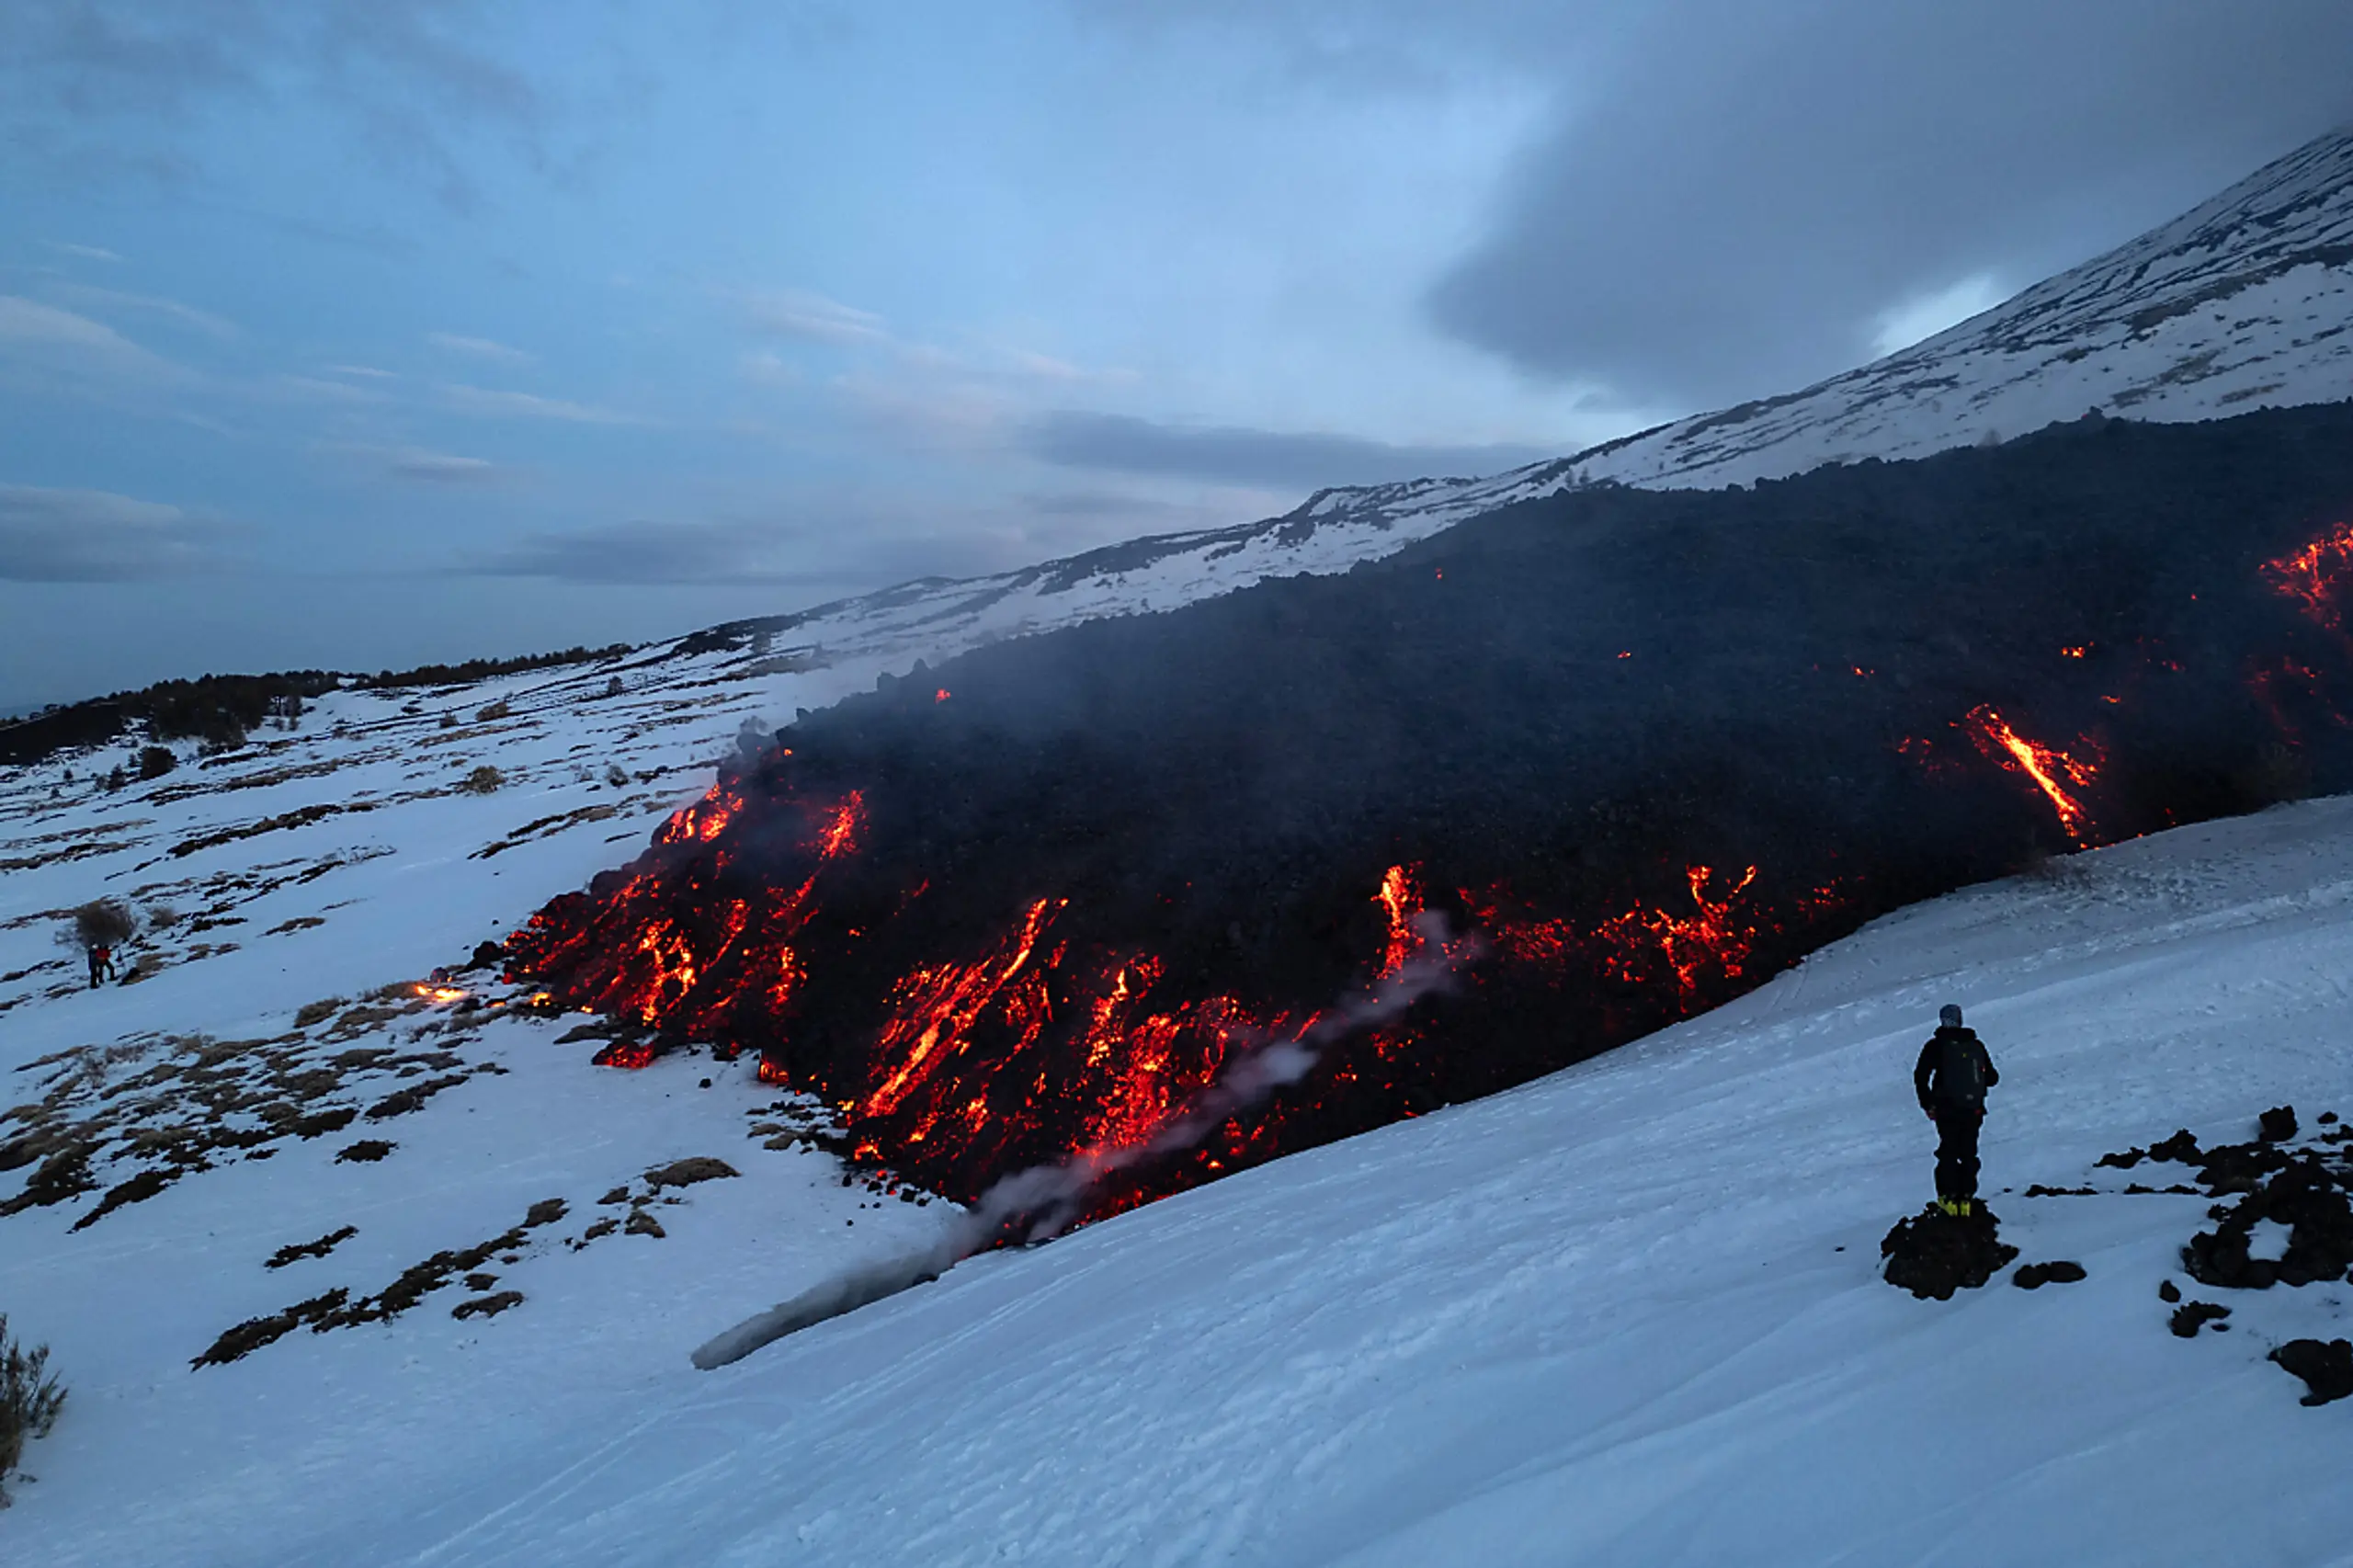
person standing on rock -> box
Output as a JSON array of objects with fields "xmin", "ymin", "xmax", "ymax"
[
  {"xmin": 88, "ymin": 942, "xmax": 113, "ymax": 989},
  {"xmin": 1915, "ymin": 1004, "xmax": 1998, "ymax": 1215}
]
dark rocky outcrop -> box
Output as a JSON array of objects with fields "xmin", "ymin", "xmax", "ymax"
[
  {"xmin": 2269, "ymin": 1338, "xmax": 2353, "ymax": 1404},
  {"xmin": 1881, "ymin": 1206, "xmax": 2019, "ymax": 1300}
]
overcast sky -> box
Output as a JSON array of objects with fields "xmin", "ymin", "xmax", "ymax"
[{"xmin": 3, "ymin": 1, "xmax": 2349, "ymax": 710}]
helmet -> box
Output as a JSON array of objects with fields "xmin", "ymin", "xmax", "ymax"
[{"xmin": 1938, "ymin": 1004, "xmax": 1963, "ymax": 1028}]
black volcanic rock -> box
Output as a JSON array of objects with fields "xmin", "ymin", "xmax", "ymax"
[
  {"xmin": 2270, "ymin": 1338, "xmax": 2353, "ymax": 1404},
  {"xmin": 2013, "ymin": 1260, "xmax": 2086, "ymax": 1289},
  {"xmin": 1881, "ymin": 1206, "xmax": 2019, "ymax": 1300},
  {"xmin": 521, "ymin": 403, "xmax": 2353, "ymax": 1212}
]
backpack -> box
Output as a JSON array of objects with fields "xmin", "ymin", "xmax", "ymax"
[{"xmin": 1937, "ymin": 1028, "xmax": 1986, "ymax": 1110}]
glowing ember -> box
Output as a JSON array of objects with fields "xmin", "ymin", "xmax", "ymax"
[
  {"xmin": 1959, "ymin": 704, "xmax": 2102, "ymax": 842},
  {"xmin": 414, "ymin": 983, "xmax": 469, "ymax": 1005},
  {"xmin": 2261, "ymin": 520, "xmax": 2353, "ymax": 632}
]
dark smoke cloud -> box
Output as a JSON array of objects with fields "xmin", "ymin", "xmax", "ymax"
[{"xmin": 1425, "ymin": 0, "xmax": 2353, "ymax": 406}]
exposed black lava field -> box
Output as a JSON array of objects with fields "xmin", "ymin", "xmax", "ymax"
[{"xmin": 516, "ymin": 402, "xmax": 2353, "ymax": 1219}]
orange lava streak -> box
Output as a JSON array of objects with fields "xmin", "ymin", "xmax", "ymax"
[
  {"xmin": 1960, "ymin": 704, "xmax": 2100, "ymax": 842},
  {"xmin": 1590, "ymin": 864, "xmax": 1762, "ymax": 1001},
  {"xmin": 813, "ymin": 790, "xmax": 865, "ymax": 859},
  {"xmin": 414, "ymin": 983, "xmax": 469, "ymax": 1004},
  {"xmin": 2262, "ymin": 520, "xmax": 2353, "ymax": 632},
  {"xmin": 1376, "ymin": 863, "xmax": 1421, "ymax": 978},
  {"xmin": 862, "ymin": 896, "xmax": 1065, "ymax": 1119}
]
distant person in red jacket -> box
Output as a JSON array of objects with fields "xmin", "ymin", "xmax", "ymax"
[
  {"xmin": 1915, "ymin": 1004, "xmax": 1998, "ymax": 1215},
  {"xmin": 88, "ymin": 943, "xmax": 114, "ymax": 989}
]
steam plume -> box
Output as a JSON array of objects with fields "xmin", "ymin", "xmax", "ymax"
[{"xmin": 691, "ymin": 912, "xmax": 1475, "ymax": 1369}]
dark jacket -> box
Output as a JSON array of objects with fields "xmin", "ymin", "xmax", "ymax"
[{"xmin": 1915, "ymin": 1025, "xmax": 1997, "ymax": 1114}]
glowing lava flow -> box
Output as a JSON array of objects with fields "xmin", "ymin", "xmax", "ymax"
[
  {"xmin": 506, "ymin": 786, "xmax": 865, "ymax": 1044},
  {"xmin": 2262, "ymin": 520, "xmax": 2353, "ymax": 633},
  {"xmin": 1960, "ymin": 704, "xmax": 2102, "ymax": 842},
  {"xmin": 515, "ymin": 768, "xmax": 1848, "ymax": 1226}
]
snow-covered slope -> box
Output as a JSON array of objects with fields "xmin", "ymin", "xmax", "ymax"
[
  {"xmin": 7, "ymin": 126, "xmax": 2353, "ymax": 1568},
  {"xmin": 1570, "ymin": 127, "xmax": 2353, "ymax": 490},
  {"xmin": 11, "ymin": 772, "xmax": 2353, "ymax": 1562},
  {"xmin": 628, "ymin": 126, "xmax": 2353, "ymax": 665}
]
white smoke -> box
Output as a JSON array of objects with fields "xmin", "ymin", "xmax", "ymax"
[{"xmin": 692, "ymin": 910, "xmax": 1477, "ymax": 1369}]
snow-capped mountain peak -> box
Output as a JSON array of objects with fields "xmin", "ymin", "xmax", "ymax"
[{"xmin": 1567, "ymin": 125, "xmax": 2353, "ymax": 491}]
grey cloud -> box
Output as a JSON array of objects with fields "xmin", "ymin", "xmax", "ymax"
[
  {"xmin": 465, "ymin": 518, "xmax": 822, "ymax": 585},
  {"xmin": 1021, "ymin": 410, "xmax": 1552, "ymax": 489},
  {"xmin": 739, "ymin": 289, "xmax": 891, "ymax": 347},
  {"xmin": 388, "ymin": 450, "xmax": 508, "ymax": 486},
  {"xmin": 0, "ymin": 293, "xmax": 191, "ymax": 385},
  {"xmin": 1415, "ymin": 0, "xmax": 2353, "ymax": 408},
  {"xmin": 427, "ymin": 330, "xmax": 531, "ymax": 363},
  {"xmin": 0, "ymin": 2, "xmax": 573, "ymax": 208},
  {"xmin": 0, "ymin": 483, "xmax": 233, "ymax": 580},
  {"xmin": 49, "ymin": 283, "xmax": 238, "ymax": 339},
  {"xmin": 439, "ymin": 382, "xmax": 641, "ymax": 424}
]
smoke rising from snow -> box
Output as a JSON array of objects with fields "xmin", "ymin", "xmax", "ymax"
[{"xmin": 692, "ymin": 912, "xmax": 1477, "ymax": 1369}]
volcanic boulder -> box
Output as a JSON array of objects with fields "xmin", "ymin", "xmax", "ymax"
[
  {"xmin": 2269, "ymin": 1338, "xmax": 2353, "ymax": 1405},
  {"xmin": 2012, "ymin": 1260, "xmax": 2087, "ymax": 1290},
  {"xmin": 2181, "ymin": 1151, "xmax": 2353, "ymax": 1290},
  {"xmin": 1881, "ymin": 1205, "xmax": 2019, "ymax": 1300}
]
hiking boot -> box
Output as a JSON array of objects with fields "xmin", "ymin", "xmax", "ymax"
[
  {"xmin": 1955, "ymin": 1199, "xmax": 1972, "ymax": 1217},
  {"xmin": 1935, "ymin": 1197, "xmax": 1961, "ymax": 1217}
]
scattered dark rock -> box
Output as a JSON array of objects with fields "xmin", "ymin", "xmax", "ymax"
[
  {"xmin": 335, "ymin": 1140, "xmax": 395, "ymax": 1164},
  {"xmin": 2198, "ymin": 1140, "xmax": 2290, "ymax": 1194},
  {"xmin": 597, "ymin": 1186, "xmax": 630, "ymax": 1206},
  {"xmin": 1881, "ymin": 1204, "xmax": 2019, "ymax": 1301},
  {"xmin": 2322, "ymin": 1112, "xmax": 2341, "ymax": 1126},
  {"xmin": 2148, "ymin": 1130, "xmax": 2204, "ymax": 1164},
  {"xmin": 2259, "ymin": 1106, "xmax": 2299, "ymax": 1143},
  {"xmin": 2096, "ymin": 1147, "xmax": 2145, "ymax": 1170},
  {"xmin": 2013, "ymin": 1260, "xmax": 2087, "ymax": 1290},
  {"xmin": 2026, "ymin": 1184, "xmax": 2098, "ymax": 1197},
  {"xmin": 193, "ymin": 1289, "xmax": 350, "ymax": 1367},
  {"xmin": 2269, "ymin": 1337, "xmax": 2353, "ymax": 1405},
  {"xmin": 70, "ymin": 1166, "xmax": 177, "ymax": 1231},
  {"xmin": 2182, "ymin": 1151, "xmax": 2353, "ymax": 1290},
  {"xmin": 2158, "ymin": 1278, "xmax": 2182, "ymax": 1302},
  {"xmin": 289, "ymin": 1107, "xmax": 358, "ymax": 1140},
  {"xmin": 624, "ymin": 1210, "xmax": 666, "ymax": 1238},
  {"xmin": 266, "ymin": 1225, "xmax": 358, "ymax": 1268},
  {"xmin": 363, "ymin": 1074, "xmax": 471, "ymax": 1120},
  {"xmin": 0, "ymin": 1147, "xmax": 97, "ymax": 1216},
  {"xmin": 580, "ymin": 1218, "xmax": 618, "ymax": 1243},
  {"xmin": 643, "ymin": 1157, "xmax": 737, "ymax": 1189},
  {"xmin": 451, "ymin": 1290, "xmax": 525, "ymax": 1322},
  {"xmin": 462, "ymin": 941, "xmax": 507, "ymax": 971},
  {"xmin": 2169, "ymin": 1301, "xmax": 2231, "ymax": 1337},
  {"xmin": 522, "ymin": 1198, "xmax": 568, "ymax": 1228},
  {"xmin": 463, "ymin": 1272, "xmax": 497, "ymax": 1291}
]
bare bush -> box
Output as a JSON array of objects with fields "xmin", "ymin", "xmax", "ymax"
[
  {"xmin": 64, "ymin": 900, "xmax": 136, "ymax": 953},
  {"xmin": 0, "ymin": 1315, "xmax": 66, "ymax": 1506},
  {"xmin": 474, "ymin": 699, "xmax": 512, "ymax": 722},
  {"xmin": 458, "ymin": 766, "xmax": 505, "ymax": 795}
]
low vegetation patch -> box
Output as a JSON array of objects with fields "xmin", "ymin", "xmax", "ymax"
[{"xmin": 0, "ymin": 1315, "xmax": 66, "ymax": 1506}]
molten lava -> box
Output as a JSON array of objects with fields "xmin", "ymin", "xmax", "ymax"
[
  {"xmin": 2262, "ymin": 520, "xmax": 2353, "ymax": 633},
  {"xmin": 1959, "ymin": 705, "xmax": 2102, "ymax": 843},
  {"xmin": 512, "ymin": 776, "xmax": 1846, "ymax": 1227}
]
